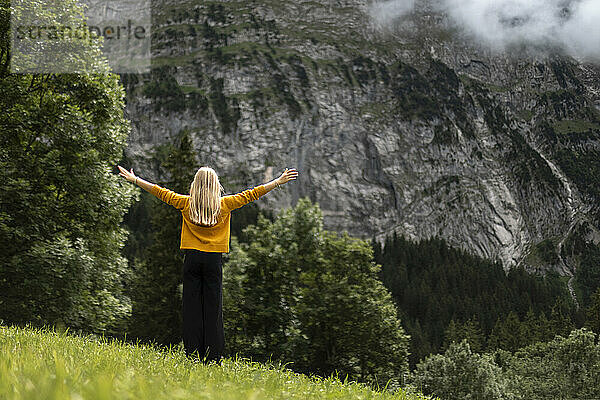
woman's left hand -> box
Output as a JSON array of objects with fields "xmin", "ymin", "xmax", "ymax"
[{"xmin": 117, "ymin": 165, "xmax": 137, "ymax": 183}]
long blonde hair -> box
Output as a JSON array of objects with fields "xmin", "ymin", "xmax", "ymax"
[{"xmin": 188, "ymin": 166, "xmax": 225, "ymax": 226}]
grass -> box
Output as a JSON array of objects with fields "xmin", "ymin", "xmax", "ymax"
[
  {"xmin": 517, "ymin": 109, "xmax": 533, "ymax": 121},
  {"xmin": 552, "ymin": 119, "xmax": 600, "ymax": 135},
  {"xmin": 358, "ymin": 102, "xmax": 394, "ymax": 120},
  {"xmin": 0, "ymin": 324, "xmax": 431, "ymax": 400},
  {"xmin": 179, "ymin": 85, "xmax": 206, "ymax": 95},
  {"xmin": 483, "ymin": 83, "xmax": 509, "ymax": 93}
]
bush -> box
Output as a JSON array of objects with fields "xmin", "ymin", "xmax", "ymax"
[{"xmin": 411, "ymin": 339, "xmax": 511, "ymax": 400}]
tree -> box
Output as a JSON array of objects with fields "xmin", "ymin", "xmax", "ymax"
[
  {"xmin": 487, "ymin": 311, "xmax": 523, "ymax": 352},
  {"xmin": 221, "ymin": 235, "xmax": 253, "ymax": 353},
  {"xmin": 293, "ymin": 229, "xmax": 410, "ymax": 387},
  {"xmin": 0, "ymin": 0, "xmax": 135, "ymax": 335},
  {"xmin": 223, "ymin": 198, "xmax": 410, "ymax": 389},
  {"xmin": 503, "ymin": 328, "xmax": 600, "ymax": 400},
  {"xmin": 376, "ymin": 231, "xmax": 574, "ymax": 367},
  {"xmin": 520, "ymin": 308, "xmax": 540, "ymax": 344},
  {"xmin": 442, "ymin": 316, "xmax": 485, "ymax": 353},
  {"xmin": 574, "ymin": 242, "xmax": 600, "ymax": 306},
  {"xmin": 441, "ymin": 319, "xmax": 460, "ymax": 353},
  {"xmin": 585, "ymin": 287, "xmax": 600, "ymax": 334},
  {"xmin": 548, "ymin": 297, "xmax": 575, "ymax": 338},
  {"xmin": 535, "ymin": 311, "xmax": 554, "ymax": 341},
  {"xmin": 411, "ymin": 339, "xmax": 510, "ymax": 400}
]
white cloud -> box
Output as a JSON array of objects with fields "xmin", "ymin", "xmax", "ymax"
[
  {"xmin": 560, "ymin": 0, "xmax": 600, "ymax": 60},
  {"xmin": 368, "ymin": 0, "xmax": 600, "ymax": 60},
  {"xmin": 368, "ymin": 0, "xmax": 416, "ymax": 26}
]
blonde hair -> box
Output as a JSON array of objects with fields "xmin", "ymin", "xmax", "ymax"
[{"xmin": 188, "ymin": 166, "xmax": 225, "ymax": 226}]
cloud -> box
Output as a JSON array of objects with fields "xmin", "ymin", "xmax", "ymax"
[
  {"xmin": 368, "ymin": 0, "xmax": 600, "ymax": 61},
  {"xmin": 559, "ymin": 1, "xmax": 600, "ymax": 60},
  {"xmin": 368, "ymin": 0, "xmax": 416, "ymax": 27}
]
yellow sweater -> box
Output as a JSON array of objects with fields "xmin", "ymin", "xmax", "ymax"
[{"xmin": 149, "ymin": 183, "xmax": 268, "ymax": 253}]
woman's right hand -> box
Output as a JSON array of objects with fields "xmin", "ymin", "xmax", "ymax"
[
  {"xmin": 117, "ymin": 165, "xmax": 137, "ymax": 183},
  {"xmin": 277, "ymin": 168, "xmax": 299, "ymax": 185}
]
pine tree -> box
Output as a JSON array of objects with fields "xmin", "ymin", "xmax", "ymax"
[
  {"xmin": 375, "ymin": 230, "xmax": 577, "ymax": 363},
  {"xmin": 521, "ymin": 307, "xmax": 540, "ymax": 345},
  {"xmin": 537, "ymin": 311, "xmax": 554, "ymax": 342},
  {"xmin": 441, "ymin": 319, "xmax": 460, "ymax": 352},
  {"xmin": 462, "ymin": 316, "xmax": 485, "ymax": 352},
  {"xmin": 371, "ymin": 235, "xmax": 383, "ymax": 265},
  {"xmin": 549, "ymin": 297, "xmax": 575, "ymax": 338},
  {"xmin": 442, "ymin": 317, "xmax": 485, "ymax": 353},
  {"xmin": 488, "ymin": 311, "xmax": 522, "ymax": 351},
  {"xmin": 585, "ymin": 287, "xmax": 600, "ymax": 334},
  {"xmin": 409, "ymin": 319, "xmax": 434, "ymax": 367}
]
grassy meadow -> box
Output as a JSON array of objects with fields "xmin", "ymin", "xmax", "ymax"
[{"xmin": 0, "ymin": 324, "xmax": 432, "ymax": 400}]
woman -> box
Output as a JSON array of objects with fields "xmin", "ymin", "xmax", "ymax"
[{"xmin": 117, "ymin": 165, "xmax": 298, "ymax": 363}]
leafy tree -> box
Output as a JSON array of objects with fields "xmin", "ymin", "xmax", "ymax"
[
  {"xmin": 417, "ymin": 328, "xmax": 600, "ymax": 400},
  {"xmin": 411, "ymin": 339, "xmax": 510, "ymax": 400},
  {"xmin": 292, "ymin": 229, "xmax": 410, "ymax": 386},
  {"xmin": 0, "ymin": 0, "xmax": 135, "ymax": 335},
  {"xmin": 501, "ymin": 328, "xmax": 600, "ymax": 400},
  {"xmin": 223, "ymin": 198, "xmax": 410, "ymax": 388}
]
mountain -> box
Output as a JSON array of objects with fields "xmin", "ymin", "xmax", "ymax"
[{"xmin": 120, "ymin": 0, "xmax": 600, "ymax": 283}]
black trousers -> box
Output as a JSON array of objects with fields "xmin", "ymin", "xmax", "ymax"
[{"xmin": 182, "ymin": 249, "xmax": 224, "ymax": 362}]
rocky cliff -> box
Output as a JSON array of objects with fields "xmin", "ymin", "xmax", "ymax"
[{"xmin": 121, "ymin": 0, "xmax": 600, "ymax": 282}]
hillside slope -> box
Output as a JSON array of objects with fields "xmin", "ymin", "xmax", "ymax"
[{"xmin": 0, "ymin": 324, "xmax": 431, "ymax": 399}]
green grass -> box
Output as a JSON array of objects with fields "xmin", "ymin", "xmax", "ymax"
[
  {"xmin": 0, "ymin": 324, "xmax": 431, "ymax": 400},
  {"xmin": 151, "ymin": 52, "xmax": 200, "ymax": 67},
  {"xmin": 179, "ymin": 85, "xmax": 206, "ymax": 95},
  {"xmin": 483, "ymin": 83, "xmax": 509, "ymax": 93},
  {"xmin": 358, "ymin": 102, "xmax": 394, "ymax": 120},
  {"xmin": 517, "ymin": 109, "xmax": 533, "ymax": 121},
  {"xmin": 552, "ymin": 119, "xmax": 600, "ymax": 135}
]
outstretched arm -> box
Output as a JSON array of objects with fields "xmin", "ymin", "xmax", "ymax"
[
  {"xmin": 117, "ymin": 165, "xmax": 154, "ymax": 193},
  {"xmin": 117, "ymin": 165, "xmax": 188, "ymax": 210},
  {"xmin": 264, "ymin": 168, "xmax": 298, "ymax": 193},
  {"xmin": 224, "ymin": 168, "xmax": 299, "ymax": 211}
]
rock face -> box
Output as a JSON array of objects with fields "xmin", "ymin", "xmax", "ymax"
[{"xmin": 122, "ymin": 0, "xmax": 600, "ymax": 277}]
